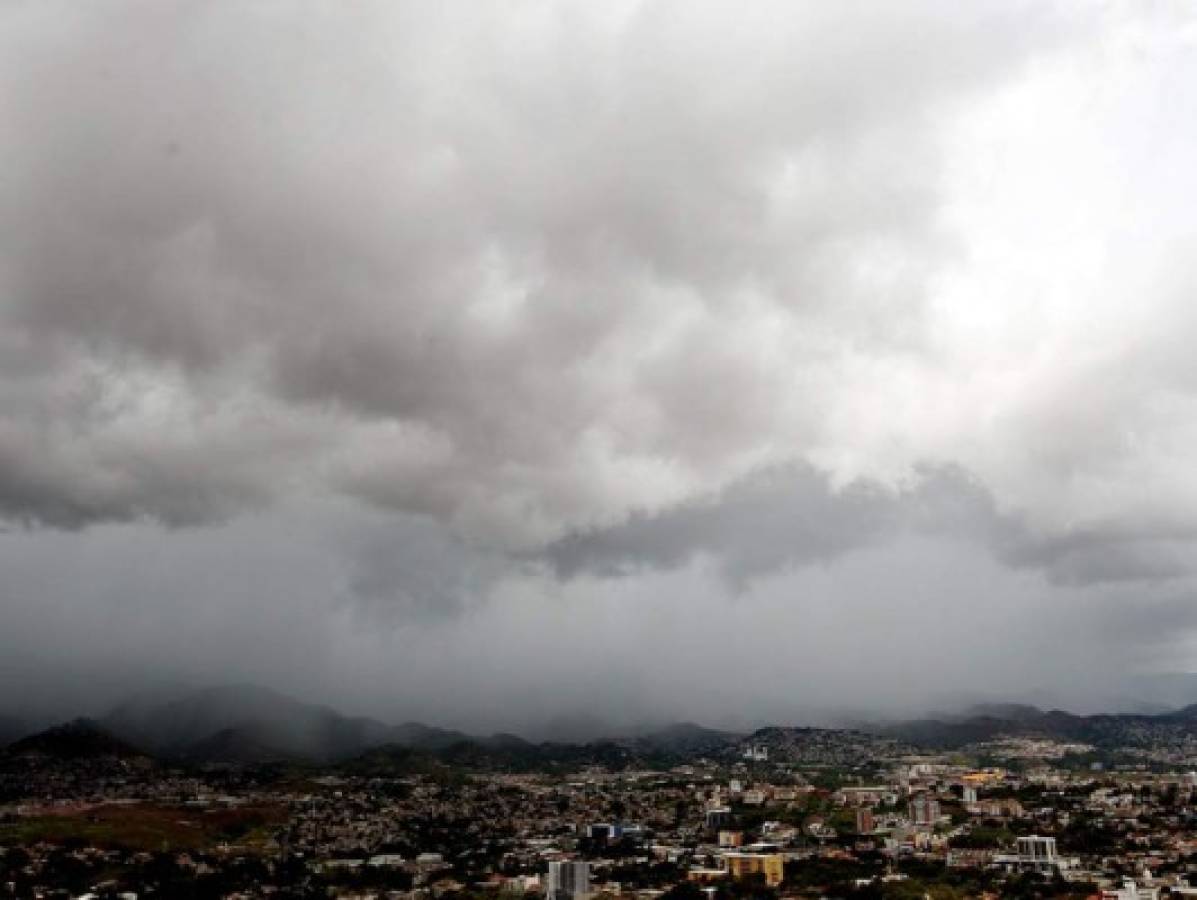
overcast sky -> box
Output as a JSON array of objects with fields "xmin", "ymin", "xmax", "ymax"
[{"xmin": 3, "ymin": 1, "xmax": 1197, "ymax": 733}]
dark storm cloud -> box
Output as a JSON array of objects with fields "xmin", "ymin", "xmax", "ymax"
[
  {"xmin": 544, "ymin": 461, "xmax": 1197, "ymax": 589},
  {"xmin": 544, "ymin": 462, "xmax": 906, "ymax": 584},
  {"xmin": 2, "ymin": 2, "xmax": 1197, "ymax": 727},
  {"xmin": 0, "ymin": 0, "xmax": 1072, "ymax": 540},
  {"xmin": 1002, "ymin": 530, "xmax": 1197, "ymax": 587}
]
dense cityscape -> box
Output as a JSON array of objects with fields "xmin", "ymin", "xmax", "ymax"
[{"xmin": 7, "ymin": 692, "xmax": 1197, "ymax": 899}]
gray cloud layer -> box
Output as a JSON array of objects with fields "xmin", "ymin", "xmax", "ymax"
[
  {"xmin": 0, "ymin": 0, "xmax": 1072, "ymax": 540},
  {"xmin": 545, "ymin": 462, "xmax": 1197, "ymax": 589},
  {"xmin": 2, "ymin": 1, "xmax": 1197, "ymax": 726}
]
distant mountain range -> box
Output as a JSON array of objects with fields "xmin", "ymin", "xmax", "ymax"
[
  {"xmin": 0, "ymin": 686, "xmax": 746, "ymax": 770},
  {"xmin": 0, "ymin": 684, "xmax": 731, "ymax": 767},
  {"xmin": 98, "ymin": 684, "xmax": 473, "ymax": 762},
  {"xmin": 7, "ymin": 684, "xmax": 1197, "ymax": 768},
  {"xmin": 877, "ymin": 701, "xmax": 1197, "ymax": 751},
  {"xmin": 5, "ymin": 718, "xmax": 148, "ymax": 760}
]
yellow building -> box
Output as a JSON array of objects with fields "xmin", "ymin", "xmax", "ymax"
[
  {"xmin": 963, "ymin": 769, "xmax": 1005, "ymax": 785},
  {"xmin": 723, "ymin": 853, "xmax": 785, "ymax": 888}
]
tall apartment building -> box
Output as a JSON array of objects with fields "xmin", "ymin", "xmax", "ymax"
[
  {"xmin": 723, "ymin": 853, "xmax": 784, "ymax": 888},
  {"xmin": 908, "ymin": 794, "xmax": 941, "ymax": 825},
  {"xmin": 546, "ymin": 861, "xmax": 590, "ymax": 900},
  {"xmin": 995, "ymin": 835, "xmax": 1074, "ymax": 875},
  {"xmin": 1016, "ymin": 835, "xmax": 1057, "ymax": 870}
]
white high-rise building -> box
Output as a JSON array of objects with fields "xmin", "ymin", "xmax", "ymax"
[
  {"xmin": 1010, "ymin": 835, "xmax": 1061, "ymax": 874},
  {"xmin": 996, "ymin": 834, "xmax": 1078, "ymax": 875},
  {"xmin": 547, "ymin": 861, "xmax": 590, "ymax": 900},
  {"xmin": 1016, "ymin": 835, "xmax": 1056, "ymax": 865}
]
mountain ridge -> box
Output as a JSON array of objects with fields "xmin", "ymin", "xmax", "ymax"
[
  {"xmin": 4, "ymin": 718, "xmax": 149, "ymax": 760},
  {"xmin": 9, "ymin": 683, "xmax": 1197, "ymax": 765}
]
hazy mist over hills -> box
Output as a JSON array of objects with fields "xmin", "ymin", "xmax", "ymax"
[
  {"xmin": 3, "ymin": 3, "xmax": 1197, "ymax": 729},
  {"xmin": 9, "ymin": 679, "xmax": 1197, "ymax": 764},
  {"xmin": 10, "ymin": 682, "xmax": 1197, "ymax": 771}
]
